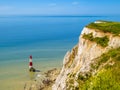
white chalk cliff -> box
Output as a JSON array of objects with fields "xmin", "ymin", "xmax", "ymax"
[{"xmin": 52, "ymin": 21, "xmax": 120, "ymax": 90}]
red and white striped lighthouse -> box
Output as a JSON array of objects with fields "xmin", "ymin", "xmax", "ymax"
[{"xmin": 29, "ymin": 55, "xmax": 33, "ymax": 69}]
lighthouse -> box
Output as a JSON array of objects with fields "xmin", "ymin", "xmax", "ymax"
[
  {"xmin": 29, "ymin": 55, "xmax": 35, "ymax": 72},
  {"xmin": 29, "ymin": 55, "xmax": 33, "ymax": 69}
]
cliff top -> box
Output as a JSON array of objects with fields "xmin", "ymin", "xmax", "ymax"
[
  {"xmin": 53, "ymin": 20, "xmax": 120, "ymax": 90},
  {"xmin": 86, "ymin": 20, "xmax": 120, "ymax": 35}
]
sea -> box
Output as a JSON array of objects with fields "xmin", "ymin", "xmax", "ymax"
[{"xmin": 0, "ymin": 16, "xmax": 120, "ymax": 90}]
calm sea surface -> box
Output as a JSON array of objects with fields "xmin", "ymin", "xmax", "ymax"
[{"xmin": 0, "ymin": 16, "xmax": 120, "ymax": 90}]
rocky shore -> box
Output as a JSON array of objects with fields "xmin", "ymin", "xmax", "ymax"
[{"xmin": 24, "ymin": 68, "xmax": 60, "ymax": 90}]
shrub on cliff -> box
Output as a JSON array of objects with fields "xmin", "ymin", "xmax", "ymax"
[{"xmin": 83, "ymin": 33, "xmax": 109, "ymax": 47}]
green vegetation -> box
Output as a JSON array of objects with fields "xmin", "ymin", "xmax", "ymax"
[
  {"xmin": 66, "ymin": 73, "xmax": 76, "ymax": 90},
  {"xmin": 86, "ymin": 21, "xmax": 120, "ymax": 35},
  {"xmin": 83, "ymin": 33, "xmax": 109, "ymax": 47},
  {"xmin": 78, "ymin": 74, "xmax": 86, "ymax": 81},
  {"xmin": 81, "ymin": 68, "xmax": 120, "ymax": 90},
  {"xmin": 76, "ymin": 47, "xmax": 120, "ymax": 90},
  {"xmin": 91, "ymin": 47, "xmax": 120, "ymax": 69}
]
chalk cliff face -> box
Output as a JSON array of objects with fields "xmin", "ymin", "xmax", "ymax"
[{"xmin": 52, "ymin": 21, "xmax": 120, "ymax": 90}]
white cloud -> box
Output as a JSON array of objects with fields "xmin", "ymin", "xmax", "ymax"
[
  {"xmin": 72, "ymin": 2, "xmax": 79, "ymax": 5},
  {"xmin": 49, "ymin": 3, "xmax": 57, "ymax": 7}
]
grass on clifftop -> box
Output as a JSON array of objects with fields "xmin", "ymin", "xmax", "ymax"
[{"xmin": 86, "ymin": 21, "xmax": 120, "ymax": 35}]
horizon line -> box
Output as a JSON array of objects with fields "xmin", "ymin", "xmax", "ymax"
[{"xmin": 0, "ymin": 15, "xmax": 115, "ymax": 17}]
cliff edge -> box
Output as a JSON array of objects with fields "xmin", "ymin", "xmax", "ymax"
[{"xmin": 52, "ymin": 21, "xmax": 120, "ymax": 90}]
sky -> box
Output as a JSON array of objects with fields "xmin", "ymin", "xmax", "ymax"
[{"xmin": 0, "ymin": 0, "xmax": 120, "ymax": 16}]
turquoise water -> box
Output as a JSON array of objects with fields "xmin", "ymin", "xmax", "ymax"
[{"xmin": 0, "ymin": 16, "xmax": 120, "ymax": 90}]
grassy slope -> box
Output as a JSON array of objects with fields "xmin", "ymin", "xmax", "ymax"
[
  {"xmin": 79, "ymin": 48, "xmax": 120, "ymax": 90},
  {"xmin": 86, "ymin": 21, "xmax": 120, "ymax": 35}
]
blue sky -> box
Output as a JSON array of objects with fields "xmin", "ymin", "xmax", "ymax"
[{"xmin": 0, "ymin": 0, "xmax": 120, "ymax": 16}]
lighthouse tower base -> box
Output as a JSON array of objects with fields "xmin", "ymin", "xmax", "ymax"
[{"xmin": 29, "ymin": 67, "xmax": 36, "ymax": 72}]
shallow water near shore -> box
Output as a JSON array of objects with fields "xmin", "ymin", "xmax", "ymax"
[
  {"xmin": 0, "ymin": 16, "xmax": 120, "ymax": 90},
  {"xmin": 0, "ymin": 58, "xmax": 62, "ymax": 90}
]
